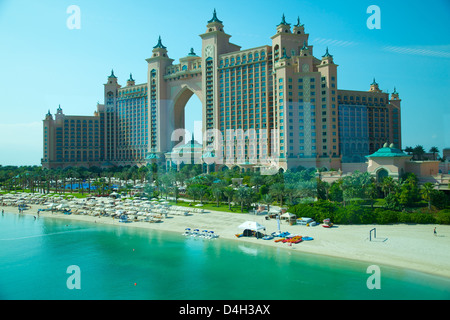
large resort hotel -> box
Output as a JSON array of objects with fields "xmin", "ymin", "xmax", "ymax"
[{"xmin": 42, "ymin": 10, "xmax": 402, "ymax": 173}]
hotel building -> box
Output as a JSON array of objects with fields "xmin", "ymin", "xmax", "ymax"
[{"xmin": 42, "ymin": 10, "xmax": 402, "ymax": 172}]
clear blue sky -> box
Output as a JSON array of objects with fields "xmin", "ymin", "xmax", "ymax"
[{"xmin": 0, "ymin": 0, "xmax": 449, "ymax": 166}]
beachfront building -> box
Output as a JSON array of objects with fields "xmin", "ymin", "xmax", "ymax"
[
  {"xmin": 42, "ymin": 10, "xmax": 402, "ymax": 172},
  {"xmin": 42, "ymin": 106, "xmax": 102, "ymax": 168},
  {"xmin": 319, "ymin": 143, "xmax": 449, "ymax": 191},
  {"xmin": 338, "ymin": 83, "xmax": 402, "ymax": 163}
]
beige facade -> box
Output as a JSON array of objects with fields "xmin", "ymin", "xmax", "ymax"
[
  {"xmin": 42, "ymin": 10, "xmax": 403, "ymax": 172},
  {"xmin": 42, "ymin": 106, "xmax": 101, "ymax": 169}
]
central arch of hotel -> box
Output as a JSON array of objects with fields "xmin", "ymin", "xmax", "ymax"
[{"xmin": 171, "ymin": 82, "xmax": 203, "ymax": 140}]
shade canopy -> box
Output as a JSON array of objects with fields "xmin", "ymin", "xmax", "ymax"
[
  {"xmin": 281, "ymin": 212, "xmax": 296, "ymax": 219},
  {"xmin": 238, "ymin": 221, "xmax": 266, "ymax": 231}
]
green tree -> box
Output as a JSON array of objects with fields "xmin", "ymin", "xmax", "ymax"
[
  {"xmin": 262, "ymin": 194, "xmax": 273, "ymax": 212},
  {"xmin": 365, "ymin": 182, "xmax": 379, "ymax": 209},
  {"xmin": 197, "ymin": 185, "xmax": 208, "ymax": 204},
  {"xmin": 404, "ymin": 146, "xmax": 413, "ymax": 155},
  {"xmin": 328, "ymin": 181, "xmax": 343, "ymax": 202},
  {"xmin": 398, "ymin": 174, "xmax": 420, "ymax": 208},
  {"xmin": 211, "ymin": 186, "xmax": 223, "ymax": 207},
  {"xmin": 234, "ymin": 187, "xmax": 249, "ymax": 213},
  {"xmin": 172, "ymin": 185, "xmax": 180, "ymax": 204},
  {"xmin": 413, "ymin": 145, "xmax": 425, "ymax": 160},
  {"xmin": 317, "ymin": 179, "xmax": 331, "ymax": 200},
  {"xmin": 429, "ymin": 146, "xmax": 439, "ymax": 160},
  {"xmin": 187, "ymin": 184, "xmax": 200, "ymax": 203},
  {"xmin": 223, "ymin": 187, "xmax": 235, "ymax": 210},
  {"xmin": 269, "ymin": 182, "xmax": 285, "ymax": 206},
  {"xmin": 380, "ymin": 176, "xmax": 397, "ymax": 197},
  {"xmin": 421, "ymin": 182, "xmax": 434, "ymax": 210},
  {"xmin": 340, "ymin": 171, "xmax": 372, "ymax": 206}
]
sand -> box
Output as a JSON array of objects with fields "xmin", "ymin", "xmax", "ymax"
[{"xmin": 3, "ymin": 205, "xmax": 450, "ymax": 279}]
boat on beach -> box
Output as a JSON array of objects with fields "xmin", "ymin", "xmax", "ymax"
[
  {"xmin": 322, "ymin": 218, "xmax": 334, "ymax": 228},
  {"xmin": 185, "ymin": 228, "xmax": 219, "ymax": 239}
]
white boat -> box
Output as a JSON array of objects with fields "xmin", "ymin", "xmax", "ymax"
[
  {"xmin": 208, "ymin": 231, "xmax": 219, "ymax": 239},
  {"xmin": 182, "ymin": 228, "xmax": 192, "ymax": 236}
]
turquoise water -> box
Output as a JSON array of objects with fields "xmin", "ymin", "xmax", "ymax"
[{"xmin": 1, "ymin": 213, "xmax": 449, "ymax": 300}]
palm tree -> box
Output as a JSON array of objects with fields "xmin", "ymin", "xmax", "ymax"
[
  {"xmin": 234, "ymin": 187, "xmax": 249, "ymax": 213},
  {"xmin": 262, "ymin": 194, "xmax": 273, "ymax": 212},
  {"xmin": 172, "ymin": 185, "xmax": 180, "ymax": 204},
  {"xmin": 404, "ymin": 146, "xmax": 413, "ymax": 155},
  {"xmin": 413, "ymin": 145, "xmax": 425, "ymax": 160},
  {"xmin": 187, "ymin": 184, "xmax": 200, "ymax": 203},
  {"xmin": 380, "ymin": 176, "xmax": 396, "ymax": 197},
  {"xmin": 421, "ymin": 182, "xmax": 434, "ymax": 210},
  {"xmin": 365, "ymin": 182, "xmax": 379, "ymax": 209},
  {"xmin": 197, "ymin": 185, "xmax": 208, "ymax": 204},
  {"xmin": 223, "ymin": 187, "xmax": 235, "ymax": 210},
  {"xmin": 429, "ymin": 146, "xmax": 439, "ymax": 160},
  {"xmin": 211, "ymin": 187, "xmax": 223, "ymax": 207},
  {"xmin": 269, "ymin": 182, "xmax": 285, "ymax": 206}
]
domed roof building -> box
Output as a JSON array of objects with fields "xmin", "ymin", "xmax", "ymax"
[{"xmin": 366, "ymin": 142, "xmax": 411, "ymax": 181}]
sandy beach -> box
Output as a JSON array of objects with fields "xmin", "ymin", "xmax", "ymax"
[{"xmin": 4, "ymin": 203, "xmax": 450, "ymax": 279}]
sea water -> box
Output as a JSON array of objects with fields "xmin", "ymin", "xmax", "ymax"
[{"xmin": 0, "ymin": 212, "xmax": 449, "ymax": 300}]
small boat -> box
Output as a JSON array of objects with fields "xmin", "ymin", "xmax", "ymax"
[
  {"xmin": 201, "ymin": 230, "xmax": 209, "ymax": 238},
  {"xmin": 282, "ymin": 236, "xmax": 302, "ymax": 243},
  {"xmin": 272, "ymin": 231, "xmax": 290, "ymax": 238},
  {"xmin": 235, "ymin": 233, "xmax": 243, "ymax": 238},
  {"xmin": 208, "ymin": 231, "xmax": 219, "ymax": 239},
  {"xmin": 182, "ymin": 228, "xmax": 192, "ymax": 236},
  {"xmin": 302, "ymin": 236, "xmax": 314, "ymax": 241},
  {"xmin": 191, "ymin": 229, "xmax": 200, "ymax": 237},
  {"xmin": 323, "ymin": 219, "xmax": 333, "ymax": 228},
  {"xmin": 274, "ymin": 238, "xmax": 285, "ymax": 243},
  {"xmin": 262, "ymin": 235, "xmax": 273, "ymax": 240}
]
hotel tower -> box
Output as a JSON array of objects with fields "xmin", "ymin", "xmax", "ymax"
[{"xmin": 42, "ymin": 10, "xmax": 402, "ymax": 172}]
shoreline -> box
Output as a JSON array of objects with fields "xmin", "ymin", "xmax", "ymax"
[{"xmin": 3, "ymin": 205, "xmax": 450, "ymax": 279}]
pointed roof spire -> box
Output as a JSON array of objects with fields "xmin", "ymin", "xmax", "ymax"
[
  {"xmin": 208, "ymin": 8, "xmax": 223, "ymax": 24},
  {"xmin": 47, "ymin": 109, "xmax": 51, "ymax": 116},
  {"xmin": 128, "ymin": 73, "xmax": 134, "ymax": 81},
  {"xmin": 301, "ymin": 41, "xmax": 308, "ymax": 50},
  {"xmin": 322, "ymin": 47, "xmax": 333, "ymax": 58},
  {"xmin": 371, "ymin": 77, "xmax": 378, "ymax": 85},
  {"xmin": 393, "ymin": 86, "xmax": 398, "ymax": 94},
  {"xmin": 153, "ymin": 35, "xmax": 167, "ymax": 49},
  {"xmin": 57, "ymin": 104, "xmax": 62, "ymax": 111},
  {"xmin": 109, "ymin": 69, "xmax": 117, "ymax": 78},
  {"xmin": 294, "ymin": 16, "xmax": 304, "ymax": 27},
  {"xmin": 278, "ymin": 13, "xmax": 290, "ymax": 26}
]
